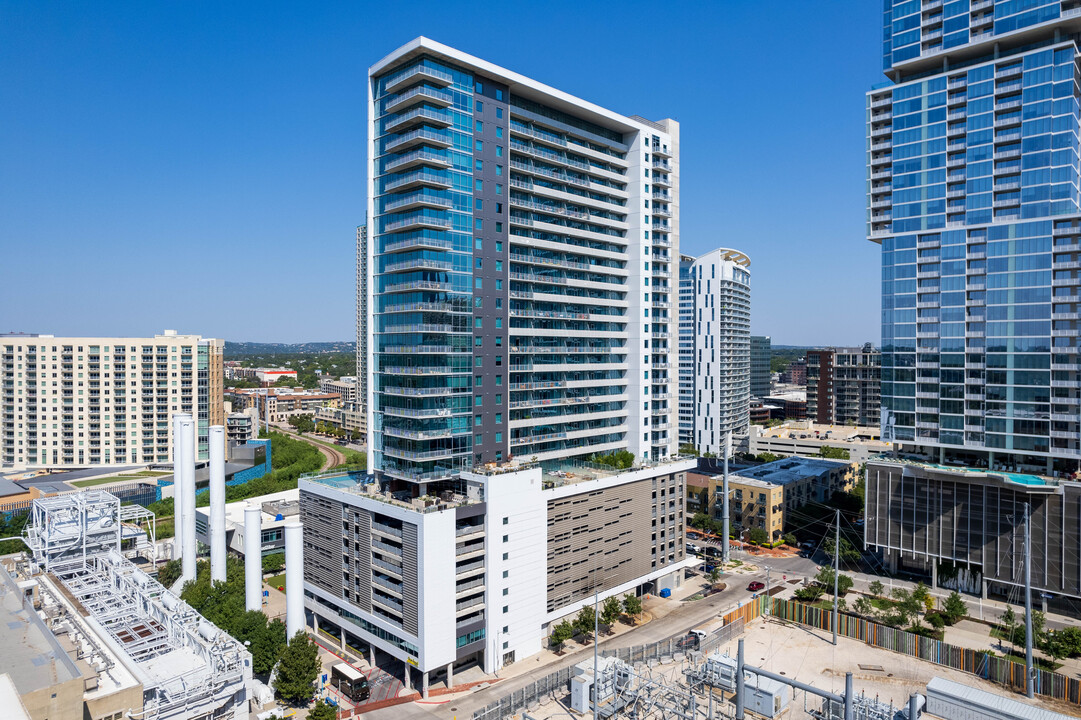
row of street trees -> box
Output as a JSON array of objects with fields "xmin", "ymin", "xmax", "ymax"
[{"xmin": 549, "ymin": 594, "xmax": 643, "ymax": 651}]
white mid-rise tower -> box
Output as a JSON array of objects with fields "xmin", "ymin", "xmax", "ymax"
[{"xmin": 688, "ymin": 248, "xmax": 751, "ymax": 456}]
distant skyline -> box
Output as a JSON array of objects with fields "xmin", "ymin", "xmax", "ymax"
[{"xmin": 1, "ymin": 1, "xmax": 883, "ymax": 346}]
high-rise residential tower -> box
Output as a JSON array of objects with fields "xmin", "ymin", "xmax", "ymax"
[
  {"xmin": 367, "ymin": 37, "xmax": 681, "ymax": 491},
  {"xmin": 1, "ymin": 331, "xmax": 224, "ymax": 470},
  {"xmin": 688, "ymin": 248, "xmax": 751, "ymax": 455},
  {"xmin": 678, "ymin": 254, "xmax": 697, "ymax": 448},
  {"xmin": 354, "ymin": 224, "xmax": 369, "ymax": 438},
  {"xmin": 869, "ymin": 2, "xmax": 1081, "ymax": 473},
  {"xmin": 750, "ymin": 335, "xmax": 771, "ymax": 399},
  {"xmin": 864, "ymin": 2, "xmax": 1081, "ymax": 602},
  {"xmin": 806, "ymin": 344, "xmax": 881, "ymax": 427}
]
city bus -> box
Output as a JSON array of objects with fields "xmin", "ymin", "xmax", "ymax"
[{"xmin": 330, "ymin": 662, "xmax": 370, "ymax": 703}]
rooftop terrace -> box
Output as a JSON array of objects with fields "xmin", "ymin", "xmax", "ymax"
[{"xmin": 733, "ymin": 456, "xmax": 852, "ymax": 487}]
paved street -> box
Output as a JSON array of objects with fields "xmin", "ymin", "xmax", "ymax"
[{"xmin": 365, "ymin": 564, "xmax": 779, "ymax": 720}]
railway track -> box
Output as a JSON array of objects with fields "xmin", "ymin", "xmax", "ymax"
[{"xmin": 274, "ymin": 425, "xmax": 347, "ymax": 471}]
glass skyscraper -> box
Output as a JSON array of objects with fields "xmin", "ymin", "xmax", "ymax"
[
  {"xmin": 367, "ymin": 38, "xmax": 681, "ymax": 493},
  {"xmin": 870, "ymin": 1, "xmax": 1081, "ymax": 474}
]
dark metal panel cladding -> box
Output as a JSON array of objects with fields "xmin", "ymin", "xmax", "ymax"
[
  {"xmin": 300, "ymin": 491, "xmax": 344, "ymax": 599},
  {"xmin": 349, "ymin": 508, "xmax": 373, "ymax": 613},
  {"xmin": 401, "ymin": 521, "xmax": 420, "ymax": 636}
]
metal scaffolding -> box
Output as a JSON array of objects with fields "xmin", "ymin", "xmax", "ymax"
[{"xmin": 22, "ymin": 490, "xmax": 251, "ymax": 720}]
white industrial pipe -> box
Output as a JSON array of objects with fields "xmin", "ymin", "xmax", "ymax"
[
  {"xmin": 285, "ymin": 521, "xmax": 304, "ymax": 639},
  {"xmin": 179, "ymin": 415, "xmax": 197, "ymax": 584},
  {"xmin": 171, "ymin": 413, "xmax": 188, "ymax": 562},
  {"xmin": 244, "ymin": 504, "xmax": 262, "ymax": 612},
  {"xmin": 209, "ymin": 425, "xmax": 227, "ymax": 584}
]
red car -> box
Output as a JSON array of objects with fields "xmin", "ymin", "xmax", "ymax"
[{"xmin": 747, "ymin": 581, "xmax": 765, "ymax": 592}]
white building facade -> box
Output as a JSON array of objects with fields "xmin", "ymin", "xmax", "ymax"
[
  {"xmin": 300, "ymin": 457, "xmax": 693, "ymax": 692},
  {"xmin": 1, "ymin": 331, "xmax": 224, "ymax": 470},
  {"xmin": 689, "ymin": 249, "xmax": 752, "ymax": 455}
]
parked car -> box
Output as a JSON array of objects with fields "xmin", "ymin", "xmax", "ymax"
[
  {"xmin": 704, "ymin": 546, "xmax": 722, "ymax": 557},
  {"xmin": 747, "ymin": 581, "xmax": 765, "ymax": 592}
]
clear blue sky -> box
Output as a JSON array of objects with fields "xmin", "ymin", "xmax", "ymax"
[{"xmin": 0, "ymin": 1, "xmax": 885, "ymax": 346}]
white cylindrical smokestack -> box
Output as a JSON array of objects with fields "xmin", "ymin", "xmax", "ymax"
[
  {"xmin": 171, "ymin": 413, "xmax": 188, "ymax": 561},
  {"xmin": 285, "ymin": 522, "xmax": 304, "ymax": 639},
  {"xmin": 244, "ymin": 504, "xmax": 262, "ymax": 612},
  {"xmin": 209, "ymin": 425, "xmax": 227, "ymax": 584},
  {"xmin": 180, "ymin": 415, "xmax": 197, "ymax": 584}
]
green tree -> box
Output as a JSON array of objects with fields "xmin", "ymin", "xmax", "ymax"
[
  {"xmin": 689, "ymin": 513, "xmax": 711, "ymax": 531},
  {"xmin": 1000, "ymin": 605, "xmax": 1018, "ymax": 654},
  {"xmin": 756, "ymin": 452, "xmax": 780, "ymax": 463},
  {"xmin": 274, "ymin": 632, "xmax": 321, "ymax": 703},
  {"xmin": 1052, "ymin": 626, "xmax": 1081, "ymax": 658},
  {"xmin": 942, "ymin": 591, "xmax": 968, "ymax": 625},
  {"xmin": 823, "ymin": 536, "xmax": 861, "ymax": 565},
  {"xmin": 0, "ymin": 513, "xmax": 29, "ymax": 555},
  {"xmin": 575, "ymin": 605, "xmax": 596, "ymax": 639},
  {"xmin": 814, "ymin": 567, "xmax": 854, "ymax": 597},
  {"xmin": 868, "ymin": 580, "xmax": 884, "ymax": 598},
  {"xmin": 794, "ymin": 585, "xmax": 824, "ymax": 603},
  {"xmin": 158, "ymin": 559, "xmax": 182, "ymax": 588},
  {"xmin": 747, "ymin": 527, "xmax": 770, "ymax": 546},
  {"xmin": 601, "ymin": 596, "xmax": 622, "ymax": 629},
  {"xmin": 262, "ymin": 553, "xmax": 286, "ymax": 574},
  {"xmin": 818, "ymin": 446, "xmax": 851, "ymax": 460},
  {"xmin": 622, "ymin": 594, "xmax": 643, "ymax": 619},
  {"xmin": 782, "ymin": 533, "xmax": 798, "ymax": 547},
  {"xmin": 708, "ymin": 567, "xmax": 721, "ymax": 586},
  {"xmin": 549, "ymin": 620, "xmax": 575, "ymax": 651},
  {"xmin": 854, "ymin": 596, "xmax": 874, "ymax": 616},
  {"xmin": 590, "ymin": 449, "xmax": 636, "ymax": 469},
  {"xmin": 307, "ymin": 700, "xmax": 338, "ymax": 720},
  {"xmin": 678, "ymin": 444, "xmax": 700, "ymax": 457},
  {"xmin": 274, "ymin": 375, "xmax": 296, "ymax": 388},
  {"xmin": 252, "ymin": 619, "xmax": 288, "ymax": 675}
]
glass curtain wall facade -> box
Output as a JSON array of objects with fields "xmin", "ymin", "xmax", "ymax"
[
  {"xmin": 368, "ymin": 39, "xmax": 680, "ymax": 495},
  {"xmin": 750, "ymin": 335, "xmax": 771, "ymax": 399},
  {"xmin": 870, "ymin": 1, "xmax": 1081, "ymax": 473},
  {"xmin": 678, "ymin": 255, "xmax": 697, "ymax": 448}
]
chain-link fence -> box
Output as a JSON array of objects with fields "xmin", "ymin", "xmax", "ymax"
[
  {"xmin": 472, "ymin": 665, "xmax": 576, "ymax": 720},
  {"xmin": 471, "ymin": 619, "xmax": 747, "ymax": 720},
  {"xmin": 601, "ymin": 617, "xmax": 744, "ymax": 665}
]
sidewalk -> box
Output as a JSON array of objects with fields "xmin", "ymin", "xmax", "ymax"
[{"xmin": 843, "ymin": 569, "xmax": 1080, "ymax": 630}]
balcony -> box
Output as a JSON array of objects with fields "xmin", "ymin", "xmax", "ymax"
[
  {"xmin": 385, "ymin": 149, "xmax": 451, "ymax": 174},
  {"xmin": 383, "ymin": 214, "xmax": 451, "ymax": 233},
  {"xmin": 383, "ymin": 256, "xmax": 452, "ymax": 273},
  {"xmin": 385, "ymin": 170, "xmax": 451, "ymax": 192},
  {"xmin": 870, "ymin": 140, "xmax": 892, "ymax": 152},
  {"xmin": 385, "ymin": 85, "xmax": 453, "ymax": 114},
  {"xmin": 870, "ymin": 96, "xmax": 892, "ymax": 109},
  {"xmin": 652, "ymin": 158, "xmax": 672, "ymax": 172},
  {"xmin": 386, "ymin": 127, "xmax": 452, "ymax": 153},
  {"xmin": 384, "ymin": 64, "xmax": 454, "ymax": 94},
  {"xmin": 385, "ymin": 107, "xmax": 452, "ymax": 134},
  {"xmin": 384, "ymin": 193, "xmax": 453, "ymax": 214}
]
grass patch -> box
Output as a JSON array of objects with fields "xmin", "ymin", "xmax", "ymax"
[
  {"xmin": 684, "ymin": 593, "xmax": 705, "ymax": 602},
  {"xmin": 728, "ymin": 560, "xmax": 743, "ymax": 567},
  {"xmin": 1000, "ymin": 651, "xmax": 1060, "ymax": 672},
  {"xmin": 71, "ymin": 476, "xmax": 143, "ymax": 487},
  {"xmin": 870, "ymin": 597, "xmax": 899, "ymax": 611},
  {"xmin": 266, "ymin": 573, "xmax": 286, "ymax": 591}
]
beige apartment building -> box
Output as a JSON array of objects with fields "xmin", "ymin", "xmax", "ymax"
[{"xmin": 1, "ymin": 331, "xmax": 224, "ymax": 470}]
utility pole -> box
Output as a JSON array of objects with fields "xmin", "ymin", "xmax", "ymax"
[
  {"xmin": 833, "ymin": 509, "xmax": 840, "ymax": 646},
  {"xmin": 764, "ymin": 566, "xmax": 771, "ymax": 617},
  {"xmin": 1024, "ymin": 502, "xmax": 1034, "ymax": 699},
  {"xmin": 593, "ymin": 567, "xmax": 600, "ymax": 720},
  {"xmin": 722, "ymin": 431, "xmax": 731, "ymax": 564}
]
